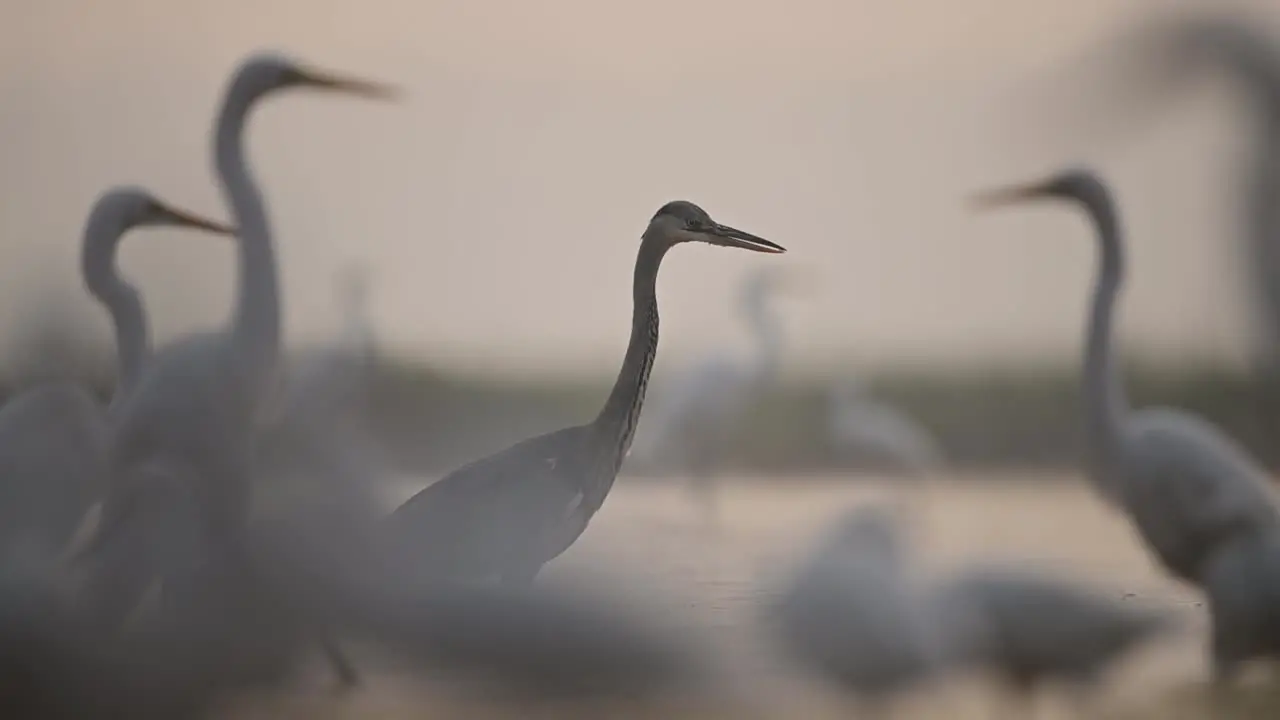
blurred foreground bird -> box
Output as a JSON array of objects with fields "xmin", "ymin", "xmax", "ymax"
[
  {"xmin": 765, "ymin": 505, "xmax": 953, "ymax": 714},
  {"xmin": 385, "ymin": 201, "xmax": 785, "ymax": 586},
  {"xmin": 1094, "ymin": 14, "xmax": 1280, "ymax": 377},
  {"xmin": 1197, "ymin": 528, "xmax": 1280, "ymax": 682},
  {"xmin": 927, "ymin": 564, "xmax": 1179, "ymax": 706},
  {"xmin": 247, "ymin": 270, "xmax": 396, "ymax": 687},
  {"xmin": 0, "ymin": 188, "xmax": 232, "ymax": 568},
  {"xmin": 252, "ymin": 263, "xmax": 394, "ymax": 546},
  {"xmin": 244, "ymin": 494, "xmax": 712, "ymax": 703},
  {"xmin": 768, "ymin": 502, "xmax": 1180, "ymax": 715},
  {"xmin": 972, "ymin": 168, "xmax": 1280, "ymax": 587},
  {"xmin": 77, "ymin": 53, "xmax": 397, "ymax": 636},
  {"xmin": 2, "ymin": 474, "xmax": 711, "ymax": 717}
]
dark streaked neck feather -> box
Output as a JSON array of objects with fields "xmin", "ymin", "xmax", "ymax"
[{"xmin": 591, "ymin": 236, "xmax": 667, "ymax": 486}]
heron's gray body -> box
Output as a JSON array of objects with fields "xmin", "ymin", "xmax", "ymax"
[
  {"xmin": 1111, "ymin": 408, "xmax": 1280, "ymax": 582},
  {"xmin": 1199, "ymin": 529, "xmax": 1280, "ymax": 679},
  {"xmin": 388, "ymin": 423, "xmax": 610, "ymax": 584}
]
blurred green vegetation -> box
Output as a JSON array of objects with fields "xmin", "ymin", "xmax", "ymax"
[
  {"xmin": 363, "ymin": 357, "xmax": 1280, "ymax": 477},
  {"xmin": 15, "ymin": 342, "xmax": 1280, "ymax": 478}
]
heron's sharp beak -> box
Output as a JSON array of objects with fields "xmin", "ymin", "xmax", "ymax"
[
  {"xmin": 969, "ymin": 182, "xmax": 1050, "ymax": 210},
  {"xmin": 705, "ymin": 223, "xmax": 786, "ymax": 254},
  {"xmin": 160, "ymin": 205, "xmax": 236, "ymax": 236},
  {"xmin": 302, "ymin": 68, "xmax": 400, "ymax": 100}
]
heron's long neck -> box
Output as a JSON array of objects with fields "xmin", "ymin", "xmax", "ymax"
[
  {"xmin": 83, "ymin": 225, "xmax": 147, "ymax": 400},
  {"xmin": 593, "ymin": 237, "xmax": 667, "ymax": 470},
  {"xmin": 215, "ymin": 86, "xmax": 280, "ymax": 385},
  {"xmin": 1245, "ymin": 126, "xmax": 1280, "ymax": 371},
  {"xmin": 1081, "ymin": 191, "xmax": 1130, "ymax": 473}
]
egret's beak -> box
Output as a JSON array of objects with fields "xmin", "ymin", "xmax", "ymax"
[
  {"xmin": 969, "ymin": 181, "xmax": 1052, "ymax": 210},
  {"xmin": 158, "ymin": 204, "xmax": 236, "ymax": 236},
  {"xmin": 301, "ymin": 67, "xmax": 400, "ymax": 100},
  {"xmin": 704, "ymin": 223, "xmax": 786, "ymax": 254}
]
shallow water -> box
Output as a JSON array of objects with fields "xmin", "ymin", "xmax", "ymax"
[{"xmin": 226, "ymin": 472, "xmax": 1280, "ymax": 719}]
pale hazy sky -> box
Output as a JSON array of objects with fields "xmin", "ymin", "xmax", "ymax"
[{"xmin": 2, "ymin": 0, "xmax": 1277, "ymax": 379}]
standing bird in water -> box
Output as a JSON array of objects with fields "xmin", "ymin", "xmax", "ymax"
[
  {"xmin": 0, "ymin": 188, "xmax": 231, "ymax": 566},
  {"xmin": 824, "ymin": 378, "xmax": 945, "ymax": 477},
  {"xmin": 926, "ymin": 563, "xmax": 1178, "ymax": 708},
  {"xmin": 631, "ymin": 266, "xmax": 794, "ymax": 526},
  {"xmin": 971, "ymin": 168, "xmax": 1280, "ymax": 587},
  {"xmin": 385, "ymin": 201, "xmax": 785, "ymax": 586},
  {"xmin": 78, "ymin": 53, "xmax": 397, "ymax": 630}
]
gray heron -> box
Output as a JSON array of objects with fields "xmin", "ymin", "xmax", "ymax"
[
  {"xmin": 972, "ymin": 168, "xmax": 1280, "ymax": 587},
  {"xmin": 76, "ymin": 53, "xmax": 397, "ymax": 633},
  {"xmin": 385, "ymin": 200, "xmax": 784, "ymax": 586},
  {"xmin": 0, "ymin": 188, "xmax": 231, "ymax": 567}
]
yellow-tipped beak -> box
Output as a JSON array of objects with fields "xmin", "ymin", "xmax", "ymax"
[
  {"xmin": 160, "ymin": 205, "xmax": 236, "ymax": 236},
  {"xmin": 301, "ymin": 68, "xmax": 401, "ymax": 101},
  {"xmin": 968, "ymin": 182, "xmax": 1048, "ymax": 210}
]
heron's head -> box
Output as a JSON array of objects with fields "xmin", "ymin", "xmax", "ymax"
[
  {"xmin": 233, "ymin": 52, "xmax": 400, "ymax": 103},
  {"xmin": 643, "ymin": 200, "xmax": 785, "ymax": 254},
  {"xmin": 969, "ymin": 167, "xmax": 1108, "ymax": 210}
]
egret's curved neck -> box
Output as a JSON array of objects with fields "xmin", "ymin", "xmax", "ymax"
[
  {"xmin": 594, "ymin": 235, "xmax": 668, "ymax": 470},
  {"xmin": 215, "ymin": 84, "xmax": 280, "ymax": 383},
  {"xmin": 82, "ymin": 222, "xmax": 147, "ymax": 400},
  {"xmin": 1078, "ymin": 189, "xmax": 1131, "ymax": 472},
  {"xmin": 743, "ymin": 284, "xmax": 782, "ymax": 381}
]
